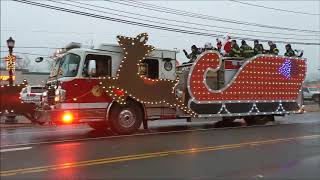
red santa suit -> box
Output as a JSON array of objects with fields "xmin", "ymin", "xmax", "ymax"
[{"xmin": 223, "ymin": 36, "xmax": 232, "ymax": 54}]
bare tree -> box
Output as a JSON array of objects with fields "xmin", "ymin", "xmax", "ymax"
[
  {"xmin": 15, "ymin": 55, "xmax": 31, "ymax": 69},
  {"xmin": 0, "ymin": 56, "xmax": 24, "ymax": 69}
]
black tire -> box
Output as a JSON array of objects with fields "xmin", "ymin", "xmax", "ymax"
[
  {"xmin": 222, "ymin": 117, "xmax": 235, "ymax": 123},
  {"xmin": 244, "ymin": 115, "xmax": 274, "ymax": 126},
  {"xmin": 88, "ymin": 122, "xmax": 108, "ymax": 131},
  {"xmin": 109, "ymin": 100, "xmax": 143, "ymax": 135},
  {"xmin": 215, "ymin": 117, "xmax": 236, "ymax": 128}
]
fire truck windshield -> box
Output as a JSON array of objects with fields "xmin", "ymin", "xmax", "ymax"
[
  {"xmin": 60, "ymin": 53, "xmax": 81, "ymax": 77},
  {"xmin": 49, "ymin": 57, "xmax": 62, "ymax": 78}
]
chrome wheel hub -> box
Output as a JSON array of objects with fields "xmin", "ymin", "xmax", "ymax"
[{"xmin": 118, "ymin": 109, "xmax": 136, "ymax": 128}]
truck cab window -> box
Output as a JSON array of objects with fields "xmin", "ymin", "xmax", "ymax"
[
  {"xmin": 140, "ymin": 59, "xmax": 159, "ymax": 79},
  {"xmin": 59, "ymin": 53, "xmax": 81, "ymax": 77},
  {"xmin": 83, "ymin": 54, "xmax": 111, "ymax": 77}
]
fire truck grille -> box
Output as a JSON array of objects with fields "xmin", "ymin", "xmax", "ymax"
[{"xmin": 47, "ymin": 88, "xmax": 55, "ymax": 105}]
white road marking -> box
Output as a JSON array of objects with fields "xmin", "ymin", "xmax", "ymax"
[{"xmin": 0, "ymin": 146, "xmax": 32, "ymax": 153}]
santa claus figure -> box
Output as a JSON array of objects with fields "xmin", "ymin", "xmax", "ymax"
[{"xmin": 222, "ymin": 35, "xmax": 232, "ymax": 56}]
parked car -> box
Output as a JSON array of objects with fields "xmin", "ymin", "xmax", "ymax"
[
  {"xmin": 303, "ymin": 86, "xmax": 320, "ymax": 102},
  {"xmin": 20, "ymin": 85, "xmax": 45, "ymax": 104}
]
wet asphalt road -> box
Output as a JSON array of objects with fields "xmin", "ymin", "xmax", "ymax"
[{"xmin": 1, "ymin": 112, "xmax": 320, "ymax": 179}]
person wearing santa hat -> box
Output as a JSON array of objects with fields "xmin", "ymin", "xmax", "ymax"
[{"xmin": 223, "ymin": 35, "xmax": 232, "ymax": 56}]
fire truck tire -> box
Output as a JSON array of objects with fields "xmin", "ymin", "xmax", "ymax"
[{"xmin": 109, "ymin": 100, "xmax": 143, "ymax": 135}]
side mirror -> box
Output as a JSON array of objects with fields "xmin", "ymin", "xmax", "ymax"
[
  {"xmin": 35, "ymin": 57, "xmax": 44, "ymax": 63},
  {"xmin": 88, "ymin": 60, "xmax": 96, "ymax": 77}
]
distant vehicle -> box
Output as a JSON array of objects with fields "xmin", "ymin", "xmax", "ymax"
[
  {"xmin": 303, "ymin": 87, "xmax": 320, "ymax": 102},
  {"xmin": 20, "ymin": 86, "xmax": 45, "ymax": 104}
]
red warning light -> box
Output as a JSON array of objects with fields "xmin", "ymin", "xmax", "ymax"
[{"xmin": 62, "ymin": 112, "xmax": 73, "ymax": 124}]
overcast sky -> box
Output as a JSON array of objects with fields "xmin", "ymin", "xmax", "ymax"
[{"xmin": 1, "ymin": 0, "xmax": 319, "ymax": 81}]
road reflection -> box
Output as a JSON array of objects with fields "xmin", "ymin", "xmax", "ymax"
[{"xmin": 49, "ymin": 142, "xmax": 82, "ymax": 179}]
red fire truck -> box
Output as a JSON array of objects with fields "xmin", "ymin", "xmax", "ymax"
[{"xmin": 35, "ymin": 33, "xmax": 306, "ymax": 134}]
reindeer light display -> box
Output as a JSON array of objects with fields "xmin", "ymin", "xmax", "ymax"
[{"xmin": 99, "ymin": 33, "xmax": 197, "ymax": 117}]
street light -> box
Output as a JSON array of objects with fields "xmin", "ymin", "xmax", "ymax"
[
  {"xmin": 7, "ymin": 37, "xmax": 15, "ymax": 52},
  {"xmin": 6, "ymin": 37, "xmax": 16, "ymax": 85}
]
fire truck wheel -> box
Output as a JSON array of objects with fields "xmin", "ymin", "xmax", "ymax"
[{"xmin": 109, "ymin": 100, "xmax": 143, "ymax": 135}]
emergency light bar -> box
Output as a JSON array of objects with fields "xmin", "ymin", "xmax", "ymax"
[{"xmin": 51, "ymin": 42, "xmax": 82, "ymax": 60}]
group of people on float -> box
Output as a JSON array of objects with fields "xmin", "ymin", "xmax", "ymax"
[{"xmin": 183, "ymin": 37, "xmax": 303, "ymax": 63}]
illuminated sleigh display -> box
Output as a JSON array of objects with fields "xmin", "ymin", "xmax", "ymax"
[
  {"xmin": 97, "ymin": 33, "xmax": 306, "ymax": 118},
  {"xmin": 186, "ymin": 51, "xmax": 306, "ymax": 117}
]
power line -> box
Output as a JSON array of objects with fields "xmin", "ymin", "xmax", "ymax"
[
  {"xmin": 15, "ymin": 0, "xmax": 320, "ymax": 45},
  {"xmin": 115, "ymin": 0, "xmax": 320, "ymax": 34},
  {"xmin": 51, "ymin": 0, "xmax": 319, "ymax": 41},
  {"xmin": 230, "ymin": 0, "xmax": 320, "ymax": 16},
  {"xmin": 0, "ymin": 50, "xmax": 49, "ymax": 57},
  {"xmin": 1, "ymin": 29, "xmax": 95, "ymax": 36},
  {"xmin": 67, "ymin": 0, "xmax": 319, "ymax": 38},
  {"xmin": 12, "ymin": 0, "xmax": 320, "ymax": 45}
]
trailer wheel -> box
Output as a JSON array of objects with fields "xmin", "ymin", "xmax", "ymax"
[
  {"xmin": 109, "ymin": 100, "xmax": 143, "ymax": 135},
  {"xmin": 244, "ymin": 115, "xmax": 274, "ymax": 126},
  {"xmin": 214, "ymin": 117, "xmax": 236, "ymax": 128}
]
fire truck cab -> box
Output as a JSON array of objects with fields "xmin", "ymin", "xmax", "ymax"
[{"xmin": 38, "ymin": 43, "xmax": 182, "ymax": 133}]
